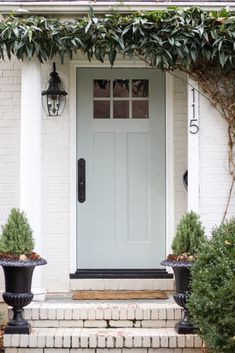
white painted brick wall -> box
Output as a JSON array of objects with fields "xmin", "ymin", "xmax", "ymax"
[
  {"xmin": 0, "ymin": 58, "xmax": 21, "ymax": 290},
  {"xmin": 0, "ymin": 59, "xmax": 21, "ymax": 223},
  {"xmin": 199, "ymin": 94, "xmax": 234, "ymax": 234},
  {"xmin": 41, "ymin": 60, "xmax": 70, "ymax": 292},
  {"xmin": 172, "ymin": 71, "xmax": 233, "ymax": 235},
  {"xmin": 0, "ymin": 58, "xmax": 70, "ymax": 293}
]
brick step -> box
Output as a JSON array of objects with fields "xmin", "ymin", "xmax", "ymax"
[
  {"xmin": 4, "ymin": 327, "xmax": 203, "ymax": 351},
  {"xmin": 21, "ymin": 300, "xmax": 182, "ymax": 328}
]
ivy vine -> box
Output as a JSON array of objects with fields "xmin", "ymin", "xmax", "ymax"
[{"xmin": 0, "ymin": 7, "xmax": 235, "ymax": 219}]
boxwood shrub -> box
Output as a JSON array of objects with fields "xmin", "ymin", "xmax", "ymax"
[
  {"xmin": 188, "ymin": 219, "xmax": 235, "ymax": 353},
  {"xmin": 171, "ymin": 211, "xmax": 205, "ymax": 257},
  {"xmin": 0, "ymin": 208, "xmax": 35, "ymax": 256}
]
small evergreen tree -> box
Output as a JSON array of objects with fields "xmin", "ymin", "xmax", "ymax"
[
  {"xmin": 188, "ymin": 219, "xmax": 235, "ymax": 353},
  {"xmin": 0, "ymin": 208, "xmax": 35, "ymax": 256},
  {"xmin": 172, "ymin": 211, "xmax": 205, "ymax": 256}
]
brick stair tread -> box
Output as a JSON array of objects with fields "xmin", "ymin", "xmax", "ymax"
[
  {"xmin": 22, "ymin": 300, "xmax": 182, "ymax": 326},
  {"xmin": 27, "ymin": 300, "xmax": 177, "ymax": 308},
  {"xmin": 4, "ymin": 327, "xmax": 203, "ymax": 348},
  {"xmin": 25, "ymin": 299, "xmax": 180, "ymax": 313}
]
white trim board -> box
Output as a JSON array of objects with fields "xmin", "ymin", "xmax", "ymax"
[
  {"xmin": 187, "ymin": 77, "xmax": 199, "ymax": 213},
  {"xmin": 1, "ymin": 3, "xmax": 235, "ymax": 15},
  {"xmin": 165, "ymin": 74, "xmax": 174, "ymax": 257},
  {"xmin": 69, "ymin": 60, "xmax": 174, "ymax": 273}
]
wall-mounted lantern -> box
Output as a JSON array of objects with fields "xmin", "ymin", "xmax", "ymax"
[{"xmin": 42, "ymin": 63, "xmax": 68, "ymax": 116}]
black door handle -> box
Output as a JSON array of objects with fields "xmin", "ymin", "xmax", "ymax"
[{"xmin": 78, "ymin": 158, "xmax": 86, "ymax": 203}]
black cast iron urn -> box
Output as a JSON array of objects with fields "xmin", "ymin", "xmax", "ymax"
[
  {"xmin": 0, "ymin": 258, "xmax": 47, "ymax": 334},
  {"xmin": 161, "ymin": 259, "xmax": 195, "ymax": 334}
]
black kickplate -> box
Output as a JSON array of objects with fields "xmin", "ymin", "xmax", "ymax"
[{"xmin": 70, "ymin": 269, "xmax": 173, "ymax": 279}]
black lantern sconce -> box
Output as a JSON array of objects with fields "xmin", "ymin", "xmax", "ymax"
[{"xmin": 42, "ymin": 63, "xmax": 68, "ymax": 116}]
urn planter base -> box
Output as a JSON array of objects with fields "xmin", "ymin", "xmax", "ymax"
[
  {"xmin": 161, "ymin": 260, "xmax": 196, "ymax": 334},
  {"xmin": 173, "ymin": 292, "xmax": 196, "ymax": 334},
  {"xmin": 4, "ymin": 319, "xmax": 31, "ymax": 334},
  {"xmin": 175, "ymin": 319, "xmax": 195, "ymax": 334},
  {"xmin": 3, "ymin": 291, "xmax": 34, "ymax": 334},
  {"xmin": 0, "ymin": 258, "xmax": 47, "ymax": 334}
]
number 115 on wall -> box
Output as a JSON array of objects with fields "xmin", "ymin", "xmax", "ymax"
[{"xmin": 189, "ymin": 87, "xmax": 199, "ymax": 135}]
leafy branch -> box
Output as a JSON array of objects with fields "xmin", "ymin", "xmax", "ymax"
[{"xmin": 0, "ymin": 7, "xmax": 234, "ymax": 69}]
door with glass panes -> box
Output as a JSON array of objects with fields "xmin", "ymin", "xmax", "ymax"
[{"xmin": 76, "ymin": 68, "xmax": 165, "ymax": 268}]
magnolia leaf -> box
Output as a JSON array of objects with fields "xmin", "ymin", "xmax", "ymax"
[
  {"xmin": 28, "ymin": 29, "xmax": 33, "ymax": 42},
  {"xmin": 122, "ymin": 26, "xmax": 131, "ymax": 37},
  {"xmin": 191, "ymin": 49, "xmax": 196, "ymax": 62},
  {"xmin": 218, "ymin": 40, "xmax": 223, "ymax": 51},
  {"xmin": 219, "ymin": 51, "xmax": 226, "ymax": 67},
  {"xmin": 13, "ymin": 27, "xmax": 19, "ymax": 37},
  {"xmin": 85, "ymin": 19, "xmax": 92, "ymax": 34},
  {"xmin": 108, "ymin": 49, "xmax": 117, "ymax": 66},
  {"xmin": 198, "ymin": 26, "xmax": 204, "ymax": 38},
  {"xmin": 26, "ymin": 45, "xmax": 33, "ymax": 58},
  {"xmin": 14, "ymin": 41, "xmax": 25, "ymax": 50}
]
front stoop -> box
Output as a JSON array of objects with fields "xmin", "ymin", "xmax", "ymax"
[{"xmin": 4, "ymin": 300, "xmax": 203, "ymax": 352}]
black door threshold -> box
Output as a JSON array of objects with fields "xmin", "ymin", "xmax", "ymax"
[{"xmin": 70, "ymin": 269, "xmax": 173, "ymax": 279}]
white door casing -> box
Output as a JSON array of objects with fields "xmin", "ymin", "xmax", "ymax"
[{"xmin": 76, "ymin": 68, "xmax": 166, "ymax": 269}]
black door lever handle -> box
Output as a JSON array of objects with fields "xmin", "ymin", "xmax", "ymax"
[{"xmin": 78, "ymin": 158, "xmax": 86, "ymax": 203}]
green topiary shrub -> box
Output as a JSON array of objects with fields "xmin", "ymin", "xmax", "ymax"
[
  {"xmin": 171, "ymin": 211, "xmax": 205, "ymax": 258},
  {"xmin": 0, "ymin": 208, "xmax": 35, "ymax": 256},
  {"xmin": 188, "ymin": 218, "xmax": 235, "ymax": 353}
]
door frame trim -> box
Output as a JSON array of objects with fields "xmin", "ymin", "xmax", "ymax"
[{"xmin": 69, "ymin": 60, "xmax": 174, "ymax": 273}]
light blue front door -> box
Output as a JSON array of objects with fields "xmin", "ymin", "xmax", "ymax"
[{"xmin": 76, "ymin": 68, "xmax": 166, "ymax": 269}]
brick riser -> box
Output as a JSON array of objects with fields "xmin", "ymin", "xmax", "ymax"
[
  {"xmin": 70, "ymin": 279, "xmax": 174, "ymax": 291},
  {"xmin": 4, "ymin": 327, "xmax": 203, "ymax": 351},
  {"xmin": 18, "ymin": 302, "xmax": 182, "ymax": 328},
  {"xmin": 29, "ymin": 320, "xmax": 180, "ymax": 329},
  {"xmin": 5, "ymin": 349, "xmax": 203, "ymax": 353}
]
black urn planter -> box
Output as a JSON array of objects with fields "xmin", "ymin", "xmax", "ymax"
[
  {"xmin": 0, "ymin": 258, "xmax": 47, "ymax": 334},
  {"xmin": 161, "ymin": 260, "xmax": 196, "ymax": 334}
]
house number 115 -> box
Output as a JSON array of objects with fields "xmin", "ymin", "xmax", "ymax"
[{"xmin": 190, "ymin": 88, "xmax": 199, "ymax": 134}]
